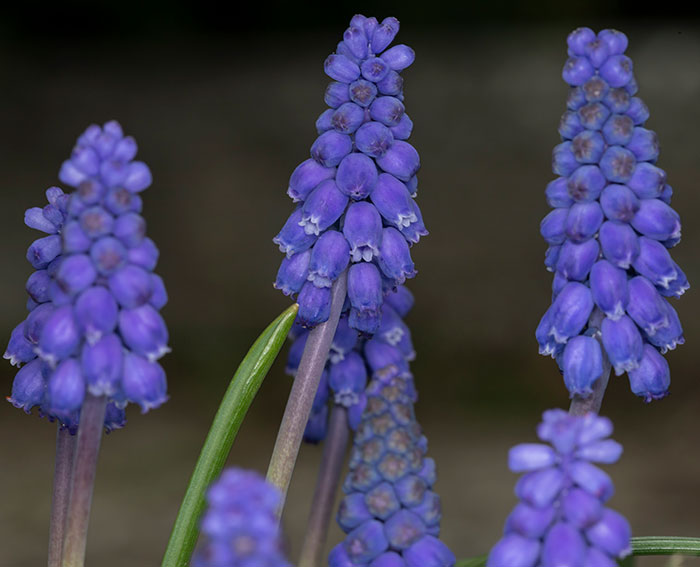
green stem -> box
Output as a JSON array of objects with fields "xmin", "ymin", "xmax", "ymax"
[{"xmin": 161, "ymin": 303, "xmax": 298, "ymax": 567}]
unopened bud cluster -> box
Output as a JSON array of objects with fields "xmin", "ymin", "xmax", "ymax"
[
  {"xmin": 274, "ymin": 14, "xmax": 426, "ymax": 334},
  {"xmin": 537, "ymin": 28, "xmax": 687, "ymax": 401},
  {"xmin": 330, "ymin": 371, "xmax": 455, "ymax": 567},
  {"xmin": 5, "ymin": 121, "xmax": 169, "ymax": 431}
]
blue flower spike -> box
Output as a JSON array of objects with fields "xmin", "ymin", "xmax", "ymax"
[
  {"xmin": 4, "ymin": 120, "xmax": 169, "ymax": 432},
  {"xmin": 487, "ymin": 409, "xmax": 631, "ymax": 567},
  {"xmin": 192, "ymin": 468, "xmax": 291, "ymax": 567},
  {"xmin": 274, "ymin": 14, "xmax": 426, "ymax": 333},
  {"xmin": 330, "ymin": 370, "xmax": 455, "ymax": 567},
  {"xmin": 537, "ymin": 28, "xmax": 687, "ymax": 402}
]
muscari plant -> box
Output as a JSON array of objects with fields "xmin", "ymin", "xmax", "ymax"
[{"xmin": 3, "ymin": 17, "xmax": 699, "ymax": 567}]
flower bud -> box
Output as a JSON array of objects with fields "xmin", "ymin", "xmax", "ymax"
[
  {"xmin": 599, "ymin": 220, "xmax": 639, "ymax": 269},
  {"xmin": 325, "ymin": 54, "xmax": 361, "ymax": 83},
  {"xmin": 349, "ymin": 79, "xmax": 378, "ymax": 107},
  {"xmin": 599, "ymin": 184, "xmax": 639, "ymax": 222},
  {"xmin": 288, "ymin": 158, "xmax": 336, "ymax": 202},
  {"xmin": 75, "ymin": 286, "xmax": 119, "ymax": 342},
  {"xmin": 336, "ymin": 153, "xmax": 378, "ymax": 199},
  {"xmin": 27, "ymin": 235, "xmax": 62, "ymax": 269},
  {"xmin": 376, "ymin": 141, "xmax": 420, "ymax": 181}
]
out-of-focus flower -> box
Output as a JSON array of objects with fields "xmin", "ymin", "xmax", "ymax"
[
  {"xmin": 193, "ymin": 468, "xmax": 290, "ymax": 567},
  {"xmin": 487, "ymin": 409, "xmax": 631, "ymax": 567},
  {"xmin": 5, "ymin": 120, "xmax": 168, "ymax": 432}
]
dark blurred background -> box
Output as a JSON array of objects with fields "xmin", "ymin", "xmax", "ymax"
[{"xmin": 1, "ymin": 1, "xmax": 699, "ymax": 565}]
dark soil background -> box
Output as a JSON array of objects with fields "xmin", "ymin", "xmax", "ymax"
[{"xmin": 0, "ymin": 2, "xmax": 699, "ymax": 565}]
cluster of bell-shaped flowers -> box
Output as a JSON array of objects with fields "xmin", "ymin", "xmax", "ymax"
[
  {"xmin": 329, "ymin": 368, "xmax": 454, "ymax": 567},
  {"xmin": 537, "ymin": 28, "xmax": 687, "ymax": 402},
  {"xmin": 4, "ymin": 121, "xmax": 169, "ymax": 432},
  {"xmin": 274, "ymin": 14, "xmax": 426, "ymax": 334},
  {"xmin": 192, "ymin": 468, "xmax": 290, "ymax": 567},
  {"xmin": 285, "ymin": 286, "xmax": 415, "ymax": 442},
  {"xmin": 487, "ymin": 409, "xmax": 631, "ymax": 567}
]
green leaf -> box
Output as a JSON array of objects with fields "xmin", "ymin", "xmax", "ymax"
[
  {"xmin": 630, "ymin": 536, "xmax": 700, "ymax": 556},
  {"xmin": 161, "ymin": 303, "xmax": 299, "ymax": 567},
  {"xmin": 457, "ymin": 536, "xmax": 700, "ymax": 567}
]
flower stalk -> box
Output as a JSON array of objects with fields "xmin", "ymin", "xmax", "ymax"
[
  {"xmin": 298, "ymin": 405, "xmax": 350, "ymax": 567},
  {"xmin": 267, "ymin": 270, "xmax": 347, "ymax": 512},
  {"xmin": 48, "ymin": 427, "xmax": 77, "ymax": 567},
  {"xmin": 61, "ymin": 394, "xmax": 107, "ymax": 567}
]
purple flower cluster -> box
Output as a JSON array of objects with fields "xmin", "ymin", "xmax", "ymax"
[
  {"xmin": 329, "ymin": 371, "xmax": 454, "ymax": 567},
  {"xmin": 487, "ymin": 409, "xmax": 631, "ymax": 567},
  {"xmin": 274, "ymin": 14, "xmax": 426, "ymax": 333},
  {"xmin": 286, "ymin": 285, "xmax": 415, "ymax": 442},
  {"xmin": 4, "ymin": 121, "xmax": 168, "ymax": 432},
  {"xmin": 536, "ymin": 28, "xmax": 687, "ymax": 401},
  {"xmin": 193, "ymin": 468, "xmax": 290, "ymax": 567}
]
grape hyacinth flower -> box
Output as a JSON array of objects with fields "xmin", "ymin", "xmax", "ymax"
[
  {"xmin": 4, "ymin": 120, "xmax": 169, "ymax": 432},
  {"xmin": 193, "ymin": 468, "xmax": 291, "ymax": 567},
  {"xmin": 329, "ymin": 370, "xmax": 455, "ymax": 567},
  {"xmin": 273, "ymin": 14, "xmax": 425, "ymax": 334},
  {"xmin": 286, "ymin": 285, "xmax": 415, "ymax": 442},
  {"xmin": 487, "ymin": 409, "xmax": 631, "ymax": 567},
  {"xmin": 537, "ymin": 28, "xmax": 687, "ymax": 401}
]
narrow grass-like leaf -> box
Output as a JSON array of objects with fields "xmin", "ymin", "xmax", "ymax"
[
  {"xmin": 161, "ymin": 303, "xmax": 299, "ymax": 567},
  {"xmin": 631, "ymin": 536, "xmax": 700, "ymax": 556},
  {"xmin": 457, "ymin": 536, "xmax": 700, "ymax": 567}
]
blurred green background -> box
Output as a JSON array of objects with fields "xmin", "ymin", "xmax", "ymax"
[{"xmin": 1, "ymin": 1, "xmax": 699, "ymax": 565}]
